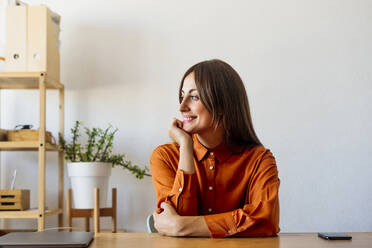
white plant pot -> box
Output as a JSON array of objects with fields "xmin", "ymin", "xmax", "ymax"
[{"xmin": 67, "ymin": 162, "xmax": 112, "ymax": 209}]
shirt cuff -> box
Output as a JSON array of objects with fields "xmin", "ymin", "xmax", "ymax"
[
  {"xmin": 170, "ymin": 169, "xmax": 197, "ymax": 198},
  {"xmin": 204, "ymin": 212, "xmax": 238, "ymax": 238}
]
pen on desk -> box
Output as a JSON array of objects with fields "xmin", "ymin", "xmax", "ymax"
[{"xmin": 10, "ymin": 169, "xmax": 17, "ymax": 190}]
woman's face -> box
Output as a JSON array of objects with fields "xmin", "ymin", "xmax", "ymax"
[{"xmin": 179, "ymin": 72, "xmax": 213, "ymax": 134}]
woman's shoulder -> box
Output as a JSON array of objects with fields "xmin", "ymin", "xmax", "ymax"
[
  {"xmin": 243, "ymin": 145, "xmax": 276, "ymax": 162},
  {"xmin": 151, "ymin": 142, "xmax": 180, "ymax": 159},
  {"xmin": 150, "ymin": 142, "xmax": 181, "ymax": 171}
]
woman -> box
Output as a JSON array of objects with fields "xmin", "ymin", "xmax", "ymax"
[{"xmin": 150, "ymin": 59, "xmax": 280, "ymax": 238}]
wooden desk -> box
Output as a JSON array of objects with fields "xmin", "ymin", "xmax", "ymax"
[{"xmin": 90, "ymin": 232, "xmax": 371, "ymax": 248}]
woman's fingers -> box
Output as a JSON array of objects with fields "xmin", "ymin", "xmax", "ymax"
[
  {"xmin": 153, "ymin": 202, "xmax": 181, "ymax": 236},
  {"xmin": 160, "ymin": 202, "xmax": 171, "ymax": 213},
  {"xmin": 175, "ymin": 119, "xmax": 183, "ymax": 129},
  {"xmin": 170, "ymin": 118, "xmax": 183, "ymax": 131},
  {"xmin": 153, "ymin": 206, "xmax": 167, "ymax": 234},
  {"xmin": 168, "ymin": 118, "xmax": 188, "ymax": 144},
  {"xmin": 160, "ymin": 202, "xmax": 176, "ymax": 214},
  {"xmin": 170, "ymin": 117, "xmax": 179, "ymax": 127}
]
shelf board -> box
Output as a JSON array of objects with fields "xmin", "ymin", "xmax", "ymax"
[
  {"xmin": 0, "ymin": 141, "xmax": 59, "ymax": 151},
  {"xmin": 45, "ymin": 208, "xmax": 63, "ymax": 217},
  {"xmin": 0, "ymin": 72, "xmax": 63, "ymax": 89},
  {"xmin": 0, "ymin": 208, "xmax": 63, "ymax": 219}
]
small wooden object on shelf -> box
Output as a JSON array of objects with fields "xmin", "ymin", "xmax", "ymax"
[
  {"xmin": 0, "ymin": 129, "xmax": 7, "ymax": 141},
  {"xmin": 0, "ymin": 190, "xmax": 30, "ymax": 211},
  {"xmin": 66, "ymin": 188, "xmax": 117, "ymax": 235},
  {"xmin": 7, "ymin": 129, "xmax": 55, "ymax": 144}
]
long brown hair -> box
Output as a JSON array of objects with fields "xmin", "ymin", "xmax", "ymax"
[{"xmin": 179, "ymin": 59, "xmax": 262, "ymax": 149}]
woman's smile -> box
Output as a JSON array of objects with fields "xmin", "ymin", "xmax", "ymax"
[{"xmin": 182, "ymin": 115, "xmax": 197, "ymax": 123}]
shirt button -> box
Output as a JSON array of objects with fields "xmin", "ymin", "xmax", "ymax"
[
  {"xmin": 208, "ymin": 186, "xmax": 213, "ymax": 191},
  {"xmin": 208, "ymin": 208, "xmax": 212, "ymax": 212},
  {"xmin": 209, "ymin": 165, "xmax": 214, "ymax": 170},
  {"xmin": 228, "ymin": 230, "xmax": 232, "ymax": 234},
  {"xmin": 178, "ymin": 187, "xmax": 182, "ymax": 192},
  {"xmin": 210, "ymin": 152, "xmax": 214, "ymax": 156}
]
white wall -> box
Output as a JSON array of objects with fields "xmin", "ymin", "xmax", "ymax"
[{"xmin": 1, "ymin": 0, "xmax": 371, "ymax": 232}]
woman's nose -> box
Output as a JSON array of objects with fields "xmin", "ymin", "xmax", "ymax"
[{"xmin": 179, "ymin": 98, "xmax": 189, "ymax": 112}]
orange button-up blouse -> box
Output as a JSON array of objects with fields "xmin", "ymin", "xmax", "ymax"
[{"xmin": 150, "ymin": 134, "xmax": 280, "ymax": 238}]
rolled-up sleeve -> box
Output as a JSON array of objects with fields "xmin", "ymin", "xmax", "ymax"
[
  {"xmin": 204, "ymin": 151, "xmax": 280, "ymax": 238},
  {"xmin": 150, "ymin": 146, "xmax": 199, "ymax": 216}
]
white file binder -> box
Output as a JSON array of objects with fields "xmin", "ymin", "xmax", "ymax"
[
  {"xmin": 5, "ymin": 5, "xmax": 60, "ymax": 80},
  {"xmin": 0, "ymin": 0, "xmax": 8, "ymax": 69},
  {"xmin": 5, "ymin": 5, "xmax": 27, "ymax": 71}
]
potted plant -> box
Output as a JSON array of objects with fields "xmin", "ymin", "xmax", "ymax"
[{"xmin": 60, "ymin": 121, "xmax": 150, "ymax": 209}]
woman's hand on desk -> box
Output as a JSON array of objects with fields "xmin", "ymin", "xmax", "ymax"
[
  {"xmin": 153, "ymin": 202, "xmax": 211, "ymax": 237},
  {"xmin": 153, "ymin": 202, "xmax": 181, "ymax": 236}
]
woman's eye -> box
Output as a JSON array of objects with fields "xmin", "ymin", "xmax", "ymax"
[{"xmin": 190, "ymin": 96, "xmax": 199, "ymax": 101}]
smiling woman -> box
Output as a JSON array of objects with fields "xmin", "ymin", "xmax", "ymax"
[
  {"xmin": 150, "ymin": 59, "xmax": 280, "ymax": 238},
  {"xmin": 178, "ymin": 73, "xmax": 216, "ymax": 137}
]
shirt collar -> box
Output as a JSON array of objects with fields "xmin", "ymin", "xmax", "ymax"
[{"xmin": 192, "ymin": 134, "xmax": 233, "ymax": 163}]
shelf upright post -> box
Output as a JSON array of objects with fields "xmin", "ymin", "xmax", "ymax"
[
  {"xmin": 58, "ymin": 86, "xmax": 65, "ymax": 228},
  {"xmin": 38, "ymin": 72, "xmax": 47, "ymax": 231}
]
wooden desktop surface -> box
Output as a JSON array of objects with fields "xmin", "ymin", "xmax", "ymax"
[{"xmin": 90, "ymin": 232, "xmax": 371, "ymax": 248}]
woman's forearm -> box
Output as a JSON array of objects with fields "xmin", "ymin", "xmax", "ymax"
[
  {"xmin": 177, "ymin": 215, "xmax": 211, "ymax": 237},
  {"xmin": 153, "ymin": 202, "xmax": 211, "ymax": 237},
  {"xmin": 178, "ymin": 138, "xmax": 195, "ymax": 174}
]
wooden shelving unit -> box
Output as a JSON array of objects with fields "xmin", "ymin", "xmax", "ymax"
[
  {"xmin": 0, "ymin": 209, "xmax": 63, "ymax": 219},
  {"xmin": 0, "ymin": 141, "xmax": 58, "ymax": 151},
  {"xmin": 0, "ymin": 71, "xmax": 64, "ymax": 232}
]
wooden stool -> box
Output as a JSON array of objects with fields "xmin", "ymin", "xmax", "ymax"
[{"xmin": 66, "ymin": 188, "xmax": 117, "ymax": 234}]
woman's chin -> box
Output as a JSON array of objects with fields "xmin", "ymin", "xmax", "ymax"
[{"xmin": 182, "ymin": 126, "xmax": 194, "ymax": 134}]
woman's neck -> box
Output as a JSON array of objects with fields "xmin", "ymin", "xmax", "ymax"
[{"xmin": 196, "ymin": 126, "xmax": 225, "ymax": 149}]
